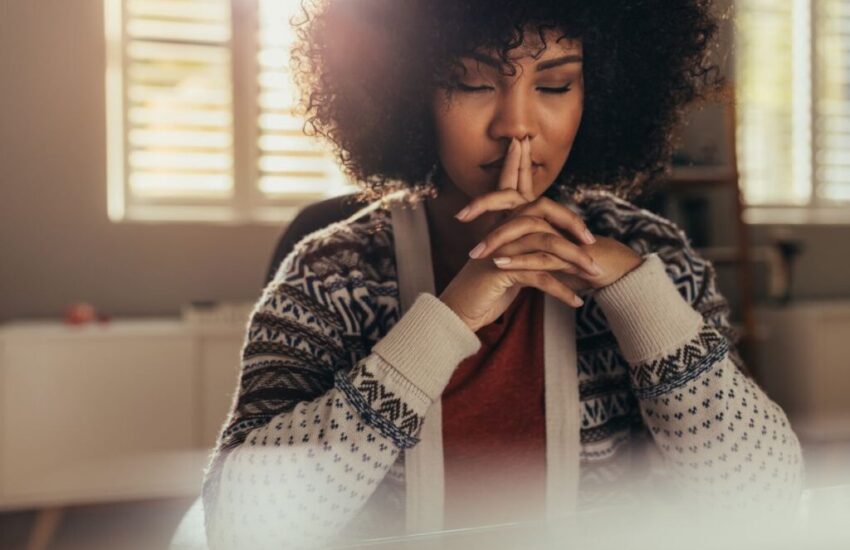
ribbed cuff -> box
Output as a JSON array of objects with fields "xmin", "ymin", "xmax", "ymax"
[
  {"xmin": 372, "ymin": 292, "xmax": 481, "ymax": 401},
  {"xmin": 592, "ymin": 253, "xmax": 703, "ymax": 364}
]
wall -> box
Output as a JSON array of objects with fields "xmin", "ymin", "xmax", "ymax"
[
  {"xmin": 1, "ymin": 1, "xmax": 849, "ymax": 324},
  {"xmin": 0, "ymin": 0, "xmax": 282, "ymax": 322}
]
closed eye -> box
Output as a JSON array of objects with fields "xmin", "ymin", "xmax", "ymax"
[
  {"xmin": 455, "ymin": 82, "xmax": 493, "ymax": 93},
  {"xmin": 539, "ymin": 84, "xmax": 572, "ymax": 94},
  {"xmin": 456, "ymin": 83, "xmax": 573, "ymax": 94}
]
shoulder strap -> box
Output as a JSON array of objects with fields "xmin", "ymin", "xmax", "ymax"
[
  {"xmin": 389, "ymin": 198, "xmax": 446, "ymax": 534},
  {"xmin": 543, "ymin": 294, "xmax": 580, "ymax": 520}
]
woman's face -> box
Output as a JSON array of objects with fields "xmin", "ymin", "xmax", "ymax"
[{"xmin": 432, "ymin": 29, "xmax": 584, "ymax": 200}]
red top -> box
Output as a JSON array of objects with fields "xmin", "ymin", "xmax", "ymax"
[{"xmin": 440, "ymin": 287, "xmax": 547, "ymax": 530}]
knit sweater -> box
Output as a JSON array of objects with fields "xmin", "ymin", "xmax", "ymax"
[{"xmin": 201, "ymin": 188, "xmax": 803, "ymax": 549}]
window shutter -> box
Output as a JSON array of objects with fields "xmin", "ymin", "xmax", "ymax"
[
  {"xmin": 815, "ymin": 0, "xmax": 850, "ymax": 202},
  {"xmin": 736, "ymin": 0, "xmax": 805, "ymax": 206},
  {"xmin": 738, "ymin": 0, "xmax": 850, "ymax": 212},
  {"xmin": 254, "ymin": 0, "xmax": 351, "ymax": 202},
  {"xmin": 121, "ymin": 0, "xmax": 235, "ymax": 207}
]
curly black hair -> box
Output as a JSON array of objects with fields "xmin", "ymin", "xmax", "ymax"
[{"xmin": 290, "ymin": 0, "xmax": 727, "ymax": 203}]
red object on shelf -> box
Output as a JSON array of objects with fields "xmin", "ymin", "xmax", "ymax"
[{"xmin": 64, "ymin": 303, "xmax": 97, "ymax": 325}]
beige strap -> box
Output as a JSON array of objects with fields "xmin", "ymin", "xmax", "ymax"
[
  {"xmin": 389, "ymin": 199, "xmax": 446, "ymax": 534},
  {"xmin": 543, "ymin": 294, "xmax": 580, "ymax": 520}
]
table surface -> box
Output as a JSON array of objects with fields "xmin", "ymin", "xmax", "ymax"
[{"xmin": 171, "ymin": 484, "xmax": 850, "ymax": 550}]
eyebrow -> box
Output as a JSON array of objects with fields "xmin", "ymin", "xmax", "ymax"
[{"xmin": 466, "ymin": 52, "xmax": 583, "ymax": 71}]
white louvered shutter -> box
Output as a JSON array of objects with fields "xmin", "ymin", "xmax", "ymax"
[
  {"xmin": 736, "ymin": 0, "xmax": 804, "ymax": 205},
  {"xmin": 254, "ymin": 0, "xmax": 351, "ymax": 204},
  {"xmin": 815, "ymin": 0, "xmax": 850, "ymax": 202},
  {"xmin": 737, "ymin": 0, "xmax": 850, "ymax": 211},
  {"xmin": 120, "ymin": 0, "xmax": 235, "ymax": 215},
  {"xmin": 106, "ymin": 0, "xmax": 352, "ymax": 223}
]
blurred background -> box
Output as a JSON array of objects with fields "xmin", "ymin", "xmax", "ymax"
[{"xmin": 1, "ymin": 0, "xmax": 849, "ymax": 548}]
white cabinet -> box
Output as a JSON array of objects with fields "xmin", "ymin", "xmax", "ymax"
[
  {"xmin": 756, "ymin": 301, "xmax": 850, "ymax": 441},
  {"xmin": 0, "ymin": 320, "xmax": 244, "ymax": 511}
]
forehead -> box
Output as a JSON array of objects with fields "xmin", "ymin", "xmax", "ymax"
[{"xmin": 474, "ymin": 28, "xmax": 581, "ymax": 62}]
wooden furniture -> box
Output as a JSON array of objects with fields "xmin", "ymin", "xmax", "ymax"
[{"xmin": 0, "ymin": 319, "xmax": 245, "ymax": 549}]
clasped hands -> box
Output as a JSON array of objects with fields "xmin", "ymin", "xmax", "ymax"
[{"xmin": 454, "ymin": 136, "xmax": 642, "ymax": 294}]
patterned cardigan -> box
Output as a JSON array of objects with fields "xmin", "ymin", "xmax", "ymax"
[{"xmin": 201, "ymin": 189, "xmax": 803, "ymax": 549}]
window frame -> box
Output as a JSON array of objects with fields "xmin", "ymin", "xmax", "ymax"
[
  {"xmin": 738, "ymin": 0, "xmax": 850, "ymax": 225},
  {"xmin": 104, "ymin": 0, "xmax": 353, "ymax": 226}
]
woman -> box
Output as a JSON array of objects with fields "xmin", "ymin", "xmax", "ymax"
[{"xmin": 202, "ymin": 1, "xmax": 803, "ymax": 548}]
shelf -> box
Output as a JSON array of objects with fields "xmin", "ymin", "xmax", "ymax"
[
  {"xmin": 666, "ymin": 166, "xmax": 738, "ymax": 186},
  {"xmin": 694, "ymin": 246, "xmax": 743, "ymax": 264}
]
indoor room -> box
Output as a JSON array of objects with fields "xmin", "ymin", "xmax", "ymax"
[{"xmin": 1, "ymin": 0, "xmax": 849, "ymax": 549}]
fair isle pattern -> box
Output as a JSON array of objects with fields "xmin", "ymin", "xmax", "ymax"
[
  {"xmin": 630, "ymin": 326, "xmax": 730, "ymax": 399},
  {"xmin": 641, "ymin": 353, "xmax": 802, "ymax": 507},
  {"xmin": 202, "ymin": 189, "xmax": 802, "ymax": 548},
  {"xmin": 208, "ymin": 395, "xmax": 405, "ymax": 549},
  {"xmin": 334, "ymin": 365, "xmax": 422, "ymax": 448},
  {"xmin": 570, "ymin": 188, "xmax": 746, "ymax": 470},
  {"xmin": 201, "ymin": 210, "xmax": 423, "ymax": 549},
  {"xmin": 222, "ymin": 212, "xmax": 401, "ymax": 451},
  {"xmin": 576, "ymin": 189, "xmax": 747, "ymax": 374}
]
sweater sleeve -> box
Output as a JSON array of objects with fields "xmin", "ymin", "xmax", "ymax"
[
  {"xmin": 201, "ymin": 251, "xmax": 480, "ymax": 550},
  {"xmin": 592, "ymin": 252, "xmax": 804, "ymax": 510}
]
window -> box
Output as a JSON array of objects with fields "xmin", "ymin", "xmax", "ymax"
[
  {"xmin": 104, "ymin": 0, "xmax": 355, "ymax": 224},
  {"xmin": 737, "ymin": 0, "xmax": 850, "ymax": 223}
]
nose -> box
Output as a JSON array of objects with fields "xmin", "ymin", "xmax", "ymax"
[{"xmin": 487, "ymin": 85, "xmax": 537, "ymax": 147}]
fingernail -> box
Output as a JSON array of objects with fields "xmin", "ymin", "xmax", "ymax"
[
  {"xmin": 509, "ymin": 139, "xmax": 517, "ymax": 153},
  {"xmin": 573, "ymin": 296, "xmax": 585, "ymax": 308},
  {"xmin": 583, "ymin": 228, "xmax": 596, "ymax": 244},
  {"xmin": 455, "ymin": 206, "xmax": 470, "ymax": 220},
  {"xmin": 493, "ymin": 256, "xmax": 511, "ymax": 266},
  {"xmin": 469, "ymin": 242, "xmax": 486, "ymax": 259}
]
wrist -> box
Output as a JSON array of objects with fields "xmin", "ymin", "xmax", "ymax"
[
  {"xmin": 592, "ymin": 253, "xmax": 703, "ymax": 363},
  {"xmin": 592, "ymin": 252, "xmax": 643, "ymax": 290},
  {"xmin": 438, "ymin": 292, "xmax": 482, "ymax": 332}
]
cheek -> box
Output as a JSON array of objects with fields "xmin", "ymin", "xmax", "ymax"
[
  {"xmin": 436, "ymin": 108, "xmax": 477, "ymax": 149},
  {"xmin": 544, "ymin": 100, "xmax": 583, "ymax": 147},
  {"xmin": 537, "ymin": 100, "xmax": 583, "ymax": 187},
  {"xmin": 434, "ymin": 107, "xmax": 483, "ymax": 171},
  {"xmin": 548, "ymin": 99, "xmax": 583, "ymax": 136}
]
